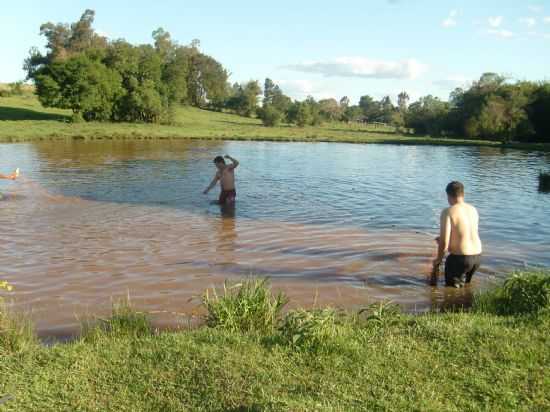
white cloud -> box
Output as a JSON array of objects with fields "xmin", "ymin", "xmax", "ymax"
[
  {"xmin": 487, "ymin": 29, "xmax": 515, "ymax": 38},
  {"xmin": 433, "ymin": 76, "xmax": 472, "ymax": 90},
  {"xmin": 519, "ymin": 17, "xmax": 537, "ymax": 28},
  {"xmin": 442, "ymin": 9, "xmax": 458, "ymax": 28},
  {"xmin": 276, "ymin": 79, "xmax": 334, "ymax": 100},
  {"xmin": 488, "ymin": 16, "xmax": 503, "ymax": 28},
  {"xmin": 528, "ymin": 5, "xmax": 543, "ymax": 13},
  {"xmin": 282, "ymin": 57, "xmax": 428, "ymax": 80},
  {"xmin": 544, "ymin": 17, "xmax": 550, "ymax": 24}
]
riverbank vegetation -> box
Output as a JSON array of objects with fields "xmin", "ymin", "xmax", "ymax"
[
  {"xmin": 2, "ymin": 93, "xmax": 507, "ymax": 147},
  {"xmin": 1, "ymin": 272, "xmax": 549, "ymax": 411},
  {"xmin": 4, "ymin": 8, "xmax": 548, "ymax": 146}
]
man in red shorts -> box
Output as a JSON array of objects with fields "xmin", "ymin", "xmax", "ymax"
[{"xmin": 203, "ymin": 155, "xmax": 239, "ymax": 205}]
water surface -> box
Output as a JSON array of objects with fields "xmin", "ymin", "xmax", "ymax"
[{"xmin": 1, "ymin": 141, "xmax": 549, "ymax": 336}]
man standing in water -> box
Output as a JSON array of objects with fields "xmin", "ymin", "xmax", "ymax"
[
  {"xmin": 433, "ymin": 181, "xmax": 482, "ymax": 288},
  {"xmin": 203, "ymin": 155, "xmax": 239, "ymax": 205},
  {"xmin": 0, "ymin": 169, "xmax": 18, "ymax": 180}
]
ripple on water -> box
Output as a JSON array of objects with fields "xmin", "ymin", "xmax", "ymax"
[{"xmin": 1, "ymin": 140, "xmax": 549, "ymax": 337}]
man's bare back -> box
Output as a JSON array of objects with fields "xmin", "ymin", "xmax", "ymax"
[
  {"xmin": 434, "ymin": 181, "xmax": 482, "ymax": 287},
  {"xmin": 443, "ymin": 202, "xmax": 482, "ymax": 256}
]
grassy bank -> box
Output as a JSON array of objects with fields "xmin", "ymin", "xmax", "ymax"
[
  {"xmin": 0, "ymin": 94, "xmax": 520, "ymax": 148},
  {"xmin": 1, "ymin": 273, "xmax": 549, "ymax": 411}
]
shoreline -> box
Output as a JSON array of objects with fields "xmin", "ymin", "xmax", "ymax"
[
  {"xmin": 1, "ymin": 273, "xmax": 549, "ymax": 410},
  {"xmin": 1, "ymin": 125, "xmax": 548, "ymax": 151}
]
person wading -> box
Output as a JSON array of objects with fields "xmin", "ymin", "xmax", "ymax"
[
  {"xmin": 433, "ymin": 181, "xmax": 482, "ymax": 288},
  {"xmin": 203, "ymin": 155, "xmax": 239, "ymax": 205}
]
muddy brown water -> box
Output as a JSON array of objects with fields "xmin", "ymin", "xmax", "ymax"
[{"xmin": 1, "ymin": 141, "xmax": 549, "ymax": 338}]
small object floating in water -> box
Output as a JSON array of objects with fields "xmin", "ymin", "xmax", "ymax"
[{"xmin": 15, "ymin": 168, "xmax": 20, "ymax": 178}]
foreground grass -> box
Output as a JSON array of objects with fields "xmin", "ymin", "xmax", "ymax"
[
  {"xmin": 1, "ymin": 273, "xmax": 549, "ymax": 411},
  {"xmin": 0, "ymin": 94, "xmax": 514, "ymax": 148}
]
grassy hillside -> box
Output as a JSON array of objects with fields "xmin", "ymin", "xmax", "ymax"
[
  {"xmin": 0, "ymin": 94, "xmax": 505, "ymax": 147},
  {"xmin": 1, "ymin": 273, "xmax": 549, "ymax": 411}
]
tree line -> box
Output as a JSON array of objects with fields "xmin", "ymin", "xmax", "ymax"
[{"xmin": 23, "ymin": 10, "xmax": 550, "ymax": 142}]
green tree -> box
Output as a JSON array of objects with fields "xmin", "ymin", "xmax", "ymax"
[
  {"xmin": 34, "ymin": 54, "xmax": 123, "ymax": 121},
  {"xmin": 258, "ymin": 104, "xmax": 283, "ymax": 127},
  {"xmin": 341, "ymin": 105, "xmax": 363, "ymax": 123},
  {"xmin": 318, "ymin": 98, "xmax": 342, "ymax": 122},
  {"xmin": 397, "ymin": 91, "xmax": 409, "ymax": 112},
  {"xmin": 528, "ymin": 83, "xmax": 550, "ymax": 142}
]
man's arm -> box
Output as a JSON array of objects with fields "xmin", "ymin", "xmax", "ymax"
[
  {"xmin": 203, "ymin": 174, "xmax": 220, "ymax": 194},
  {"xmin": 224, "ymin": 155, "xmax": 239, "ymax": 170},
  {"xmin": 433, "ymin": 209, "xmax": 451, "ymax": 267},
  {"xmin": 0, "ymin": 170, "xmax": 18, "ymax": 180}
]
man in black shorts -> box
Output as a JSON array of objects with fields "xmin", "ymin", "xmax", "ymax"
[{"xmin": 433, "ymin": 181, "xmax": 482, "ymax": 287}]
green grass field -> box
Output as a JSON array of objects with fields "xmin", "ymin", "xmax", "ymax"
[
  {"xmin": 0, "ymin": 94, "xmax": 513, "ymax": 148},
  {"xmin": 1, "ymin": 273, "xmax": 549, "ymax": 411}
]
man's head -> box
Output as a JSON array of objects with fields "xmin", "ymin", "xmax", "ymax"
[
  {"xmin": 445, "ymin": 181, "xmax": 465, "ymax": 205},
  {"xmin": 213, "ymin": 156, "xmax": 225, "ymax": 170}
]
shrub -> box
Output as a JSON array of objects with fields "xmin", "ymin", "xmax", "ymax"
[
  {"xmin": 202, "ymin": 278, "xmax": 288, "ymax": 334},
  {"xmin": 358, "ymin": 301, "xmax": 402, "ymax": 327},
  {"xmin": 259, "ymin": 105, "xmax": 282, "ymax": 127},
  {"xmin": 1, "ymin": 282, "xmax": 36, "ymax": 353},
  {"xmin": 82, "ymin": 298, "xmax": 152, "ymax": 340},
  {"xmin": 473, "ymin": 271, "xmax": 550, "ymax": 316},
  {"xmin": 279, "ymin": 308, "xmax": 338, "ymax": 350}
]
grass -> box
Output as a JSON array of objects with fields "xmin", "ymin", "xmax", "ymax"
[
  {"xmin": 539, "ymin": 172, "xmax": 550, "ymax": 192},
  {"xmin": 1, "ymin": 272, "xmax": 549, "ymax": 411},
  {"xmin": 473, "ymin": 270, "xmax": 550, "ymax": 316},
  {"xmin": 202, "ymin": 278, "xmax": 288, "ymax": 334},
  {"xmin": 0, "ymin": 94, "xmax": 527, "ymax": 149}
]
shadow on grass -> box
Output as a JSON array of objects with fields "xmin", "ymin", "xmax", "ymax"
[{"xmin": 0, "ymin": 106, "xmax": 69, "ymax": 121}]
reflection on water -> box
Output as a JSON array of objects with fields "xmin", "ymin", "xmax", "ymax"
[{"xmin": 1, "ymin": 140, "xmax": 549, "ymax": 337}]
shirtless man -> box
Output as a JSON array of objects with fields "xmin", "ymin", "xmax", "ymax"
[
  {"xmin": 203, "ymin": 155, "xmax": 239, "ymax": 205},
  {"xmin": 0, "ymin": 169, "xmax": 19, "ymax": 180},
  {"xmin": 433, "ymin": 181, "xmax": 482, "ymax": 288}
]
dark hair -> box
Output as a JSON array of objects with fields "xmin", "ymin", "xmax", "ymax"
[
  {"xmin": 446, "ymin": 181, "xmax": 465, "ymax": 198},
  {"xmin": 213, "ymin": 156, "xmax": 225, "ymax": 164}
]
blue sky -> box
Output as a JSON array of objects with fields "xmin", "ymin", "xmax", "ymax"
[{"xmin": 1, "ymin": 0, "xmax": 549, "ymax": 104}]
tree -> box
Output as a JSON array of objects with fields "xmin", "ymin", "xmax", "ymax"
[
  {"xmin": 341, "ymin": 105, "xmax": 363, "ymax": 123},
  {"xmin": 405, "ymin": 95, "xmax": 450, "ymax": 136},
  {"xmin": 339, "ymin": 96, "xmax": 350, "ymax": 109},
  {"xmin": 34, "ymin": 54, "xmax": 123, "ymax": 121},
  {"xmin": 27, "ymin": 10, "xmax": 232, "ymax": 123},
  {"xmin": 295, "ymin": 102, "xmax": 313, "ymax": 127},
  {"xmin": 258, "ymin": 104, "xmax": 283, "ymax": 127},
  {"xmin": 528, "ymin": 83, "xmax": 550, "ymax": 142},
  {"xmin": 397, "ymin": 91, "xmax": 409, "ymax": 112},
  {"xmin": 225, "ymin": 81, "xmax": 261, "ymax": 117},
  {"xmin": 318, "ymin": 98, "xmax": 342, "ymax": 122},
  {"xmin": 263, "ymin": 78, "xmax": 291, "ymax": 114}
]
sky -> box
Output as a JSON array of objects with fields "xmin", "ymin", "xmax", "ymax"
[{"xmin": 1, "ymin": 0, "xmax": 550, "ymax": 104}]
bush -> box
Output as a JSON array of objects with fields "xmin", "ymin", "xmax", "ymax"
[
  {"xmin": 539, "ymin": 172, "xmax": 550, "ymax": 193},
  {"xmin": 279, "ymin": 308, "xmax": 338, "ymax": 350},
  {"xmin": 358, "ymin": 301, "xmax": 402, "ymax": 327},
  {"xmin": 473, "ymin": 271, "xmax": 550, "ymax": 316},
  {"xmin": 202, "ymin": 278, "xmax": 288, "ymax": 334},
  {"xmin": 259, "ymin": 105, "xmax": 282, "ymax": 127},
  {"xmin": 82, "ymin": 299, "xmax": 152, "ymax": 340},
  {"xmin": 1, "ymin": 282, "xmax": 36, "ymax": 354}
]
